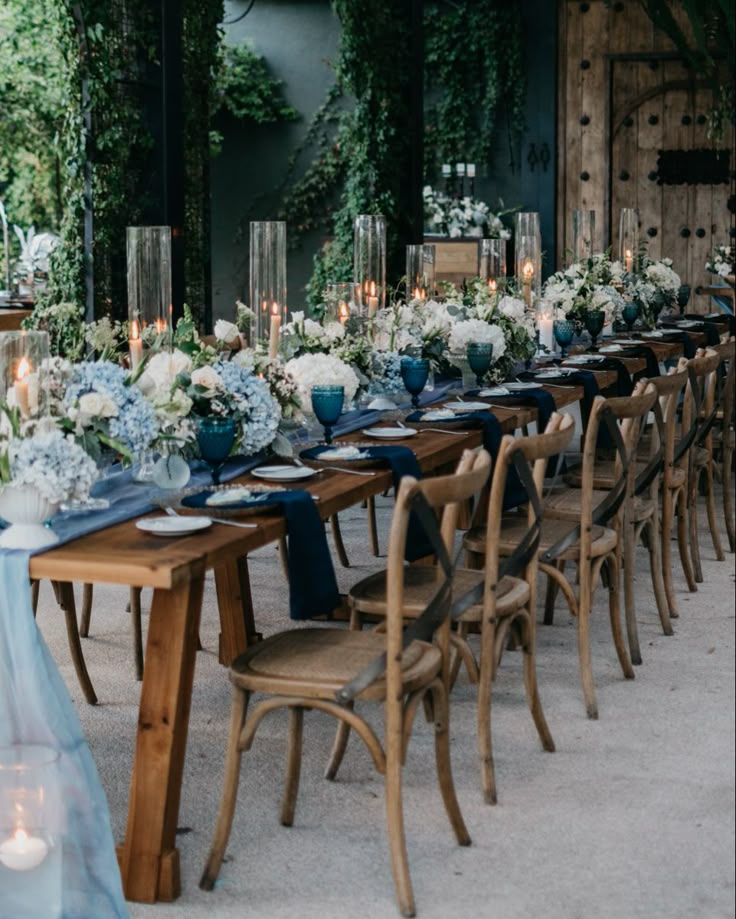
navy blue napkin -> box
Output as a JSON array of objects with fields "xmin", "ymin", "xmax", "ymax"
[
  {"xmin": 466, "ymin": 387, "xmax": 557, "ymax": 433},
  {"xmin": 300, "ymin": 443, "xmax": 434, "ymax": 561},
  {"xmin": 182, "ymin": 488, "xmax": 340, "ymax": 620},
  {"xmin": 567, "ymin": 358, "xmax": 633, "ymax": 397},
  {"xmin": 609, "ymin": 345, "xmax": 661, "ymax": 379}
]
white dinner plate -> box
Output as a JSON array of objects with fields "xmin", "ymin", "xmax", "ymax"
[
  {"xmin": 639, "ymin": 332, "xmax": 665, "ymax": 339},
  {"xmin": 251, "ymin": 465, "xmax": 318, "ymax": 482},
  {"xmin": 564, "ymin": 355, "xmax": 606, "ymax": 364},
  {"xmin": 443, "ymin": 401, "xmax": 490, "ymax": 413},
  {"xmin": 504, "ymin": 382, "xmax": 543, "ymax": 391},
  {"xmin": 599, "ymin": 345, "xmax": 624, "ymax": 353},
  {"xmin": 136, "ymin": 516, "xmax": 212, "ymax": 536},
  {"xmin": 361, "ymin": 426, "xmax": 418, "ymax": 440},
  {"xmin": 534, "ymin": 369, "xmax": 575, "ymax": 380}
]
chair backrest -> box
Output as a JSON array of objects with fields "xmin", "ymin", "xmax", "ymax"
[
  {"xmin": 645, "ymin": 362, "xmax": 690, "ymax": 488},
  {"xmin": 483, "ymin": 413, "xmax": 575, "ymax": 617},
  {"xmin": 541, "ymin": 381, "xmax": 657, "ymax": 565},
  {"xmin": 683, "ymin": 348, "xmax": 720, "ymax": 449},
  {"xmin": 335, "ymin": 448, "xmax": 492, "ymax": 706},
  {"xmin": 711, "ymin": 337, "xmax": 735, "ymax": 437}
]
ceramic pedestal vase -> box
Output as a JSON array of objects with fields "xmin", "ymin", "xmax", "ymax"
[{"xmin": 0, "ymin": 485, "xmax": 60, "ymax": 550}]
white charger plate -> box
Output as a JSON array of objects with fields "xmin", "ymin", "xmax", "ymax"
[
  {"xmin": 251, "ymin": 465, "xmax": 318, "ymax": 482},
  {"xmin": 443, "ymin": 401, "xmax": 490, "ymax": 413},
  {"xmin": 505, "ymin": 381, "xmax": 543, "ymax": 391},
  {"xmin": 136, "ymin": 516, "xmax": 212, "ymax": 536},
  {"xmin": 361, "ymin": 426, "xmax": 418, "ymax": 440}
]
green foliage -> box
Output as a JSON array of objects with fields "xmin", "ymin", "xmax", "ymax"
[
  {"xmin": 214, "ymin": 43, "xmax": 298, "ymax": 126},
  {"xmin": 21, "ymin": 298, "xmax": 86, "ymax": 359},
  {"xmin": 423, "ymin": 0, "xmax": 526, "ymax": 179},
  {"xmin": 638, "ymin": 0, "xmax": 735, "ymax": 137}
]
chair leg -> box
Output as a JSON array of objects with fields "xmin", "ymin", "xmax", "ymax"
[
  {"xmin": 576, "ymin": 571, "xmax": 598, "ymax": 720},
  {"xmin": 449, "ymin": 625, "xmax": 479, "ymax": 688},
  {"xmin": 660, "ymin": 487, "xmax": 679, "ymax": 618},
  {"xmin": 278, "ymin": 536, "xmax": 290, "ymax": 582},
  {"xmin": 645, "ymin": 514, "xmax": 673, "ymax": 637},
  {"xmin": 80, "ymin": 582, "xmax": 93, "ymax": 637},
  {"xmin": 200, "ymin": 688, "xmax": 250, "ymax": 891},
  {"xmin": 129, "ymin": 587, "xmax": 144, "ymax": 681},
  {"xmin": 676, "ymin": 488, "xmax": 697, "ymax": 592},
  {"xmin": 704, "ymin": 460, "xmax": 725, "ymax": 561},
  {"xmin": 723, "ymin": 441, "xmax": 735, "ymax": 552},
  {"xmin": 324, "ymin": 708, "xmax": 352, "ymax": 781},
  {"xmin": 476, "ymin": 617, "xmax": 497, "ymax": 804},
  {"xmin": 605, "ymin": 554, "xmax": 635, "ymax": 681},
  {"xmin": 688, "ymin": 467, "xmax": 704, "ymax": 583},
  {"xmin": 543, "ymin": 561, "xmax": 564, "ymax": 625},
  {"xmin": 430, "ymin": 681, "xmax": 471, "ymax": 845},
  {"xmin": 519, "ymin": 614, "xmax": 555, "ymax": 753},
  {"xmin": 385, "ymin": 749, "xmax": 416, "ymax": 918},
  {"xmin": 623, "ymin": 519, "xmax": 642, "ymax": 666},
  {"xmin": 30, "ymin": 580, "xmax": 40, "ymax": 617},
  {"xmin": 52, "ymin": 582, "xmax": 98, "ymax": 705},
  {"xmin": 367, "ymin": 496, "xmax": 380, "ymax": 556},
  {"xmin": 330, "ymin": 514, "xmax": 350, "ymax": 568},
  {"xmin": 280, "ymin": 707, "xmax": 304, "ymax": 827}
]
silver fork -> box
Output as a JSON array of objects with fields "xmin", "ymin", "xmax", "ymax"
[{"xmin": 164, "ymin": 505, "xmax": 257, "ymax": 529}]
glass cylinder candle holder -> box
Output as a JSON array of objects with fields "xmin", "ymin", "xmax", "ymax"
[
  {"xmin": 323, "ymin": 282, "xmax": 356, "ymax": 325},
  {"xmin": 0, "ymin": 330, "xmax": 50, "ymax": 420},
  {"xmin": 353, "ymin": 215, "xmax": 386, "ymax": 317},
  {"xmin": 126, "ymin": 226, "xmax": 172, "ymax": 348},
  {"xmin": 619, "ymin": 208, "xmax": 639, "ymax": 273},
  {"xmin": 250, "ymin": 221, "xmax": 287, "ymax": 360},
  {"xmin": 514, "ymin": 212, "xmax": 541, "ymax": 250},
  {"xmin": 571, "ymin": 209, "xmax": 596, "ymax": 263},
  {"xmin": 406, "ymin": 244, "xmax": 435, "ymax": 302},
  {"xmin": 515, "ymin": 234, "xmax": 541, "ymax": 308},
  {"xmin": 478, "ymin": 238, "xmax": 507, "ymax": 293}
]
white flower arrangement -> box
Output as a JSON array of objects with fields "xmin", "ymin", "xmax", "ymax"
[
  {"xmin": 706, "ymin": 245, "xmax": 734, "ymax": 278},
  {"xmin": 543, "ymin": 252, "xmax": 620, "ymax": 323},
  {"xmin": 232, "ymin": 350, "xmax": 302, "ymax": 421},
  {"xmin": 1, "ymin": 428, "xmax": 98, "ymax": 505},
  {"xmin": 284, "ymin": 353, "xmax": 360, "ymax": 414},
  {"xmin": 448, "ymin": 318, "xmax": 506, "ymax": 361},
  {"xmin": 423, "ymin": 186, "xmax": 513, "ymax": 239},
  {"xmin": 610, "ymin": 253, "xmax": 681, "ymax": 327},
  {"xmin": 214, "ymin": 319, "xmax": 240, "ymax": 345}
]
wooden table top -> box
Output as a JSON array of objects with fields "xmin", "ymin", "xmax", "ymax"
[{"xmin": 0, "ymin": 307, "xmax": 32, "ymax": 331}]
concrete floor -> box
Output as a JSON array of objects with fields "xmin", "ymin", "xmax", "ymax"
[{"xmin": 36, "ymin": 488, "xmax": 735, "ymax": 919}]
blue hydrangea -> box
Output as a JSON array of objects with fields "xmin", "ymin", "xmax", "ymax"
[
  {"xmin": 370, "ymin": 351, "xmax": 404, "ymax": 394},
  {"xmin": 211, "ymin": 360, "xmax": 281, "ymax": 455},
  {"xmin": 9, "ymin": 430, "xmax": 98, "ymax": 504},
  {"xmin": 64, "ymin": 361, "xmax": 160, "ymax": 457}
]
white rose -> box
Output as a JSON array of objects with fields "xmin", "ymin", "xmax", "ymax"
[
  {"xmin": 140, "ymin": 349, "xmax": 192, "ymax": 394},
  {"xmin": 214, "ymin": 319, "xmax": 240, "ymax": 344},
  {"xmin": 323, "ymin": 321, "xmax": 346, "ymax": 341},
  {"xmin": 191, "ymin": 366, "xmax": 223, "ymax": 395},
  {"xmin": 78, "ymin": 391, "xmax": 118, "ymax": 418},
  {"xmin": 303, "ymin": 318, "xmax": 325, "ymax": 338},
  {"xmin": 498, "ymin": 295, "xmax": 526, "ymax": 321},
  {"xmin": 290, "ymin": 311, "xmax": 305, "ymax": 324}
]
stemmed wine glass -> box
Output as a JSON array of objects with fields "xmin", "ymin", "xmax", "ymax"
[
  {"xmin": 584, "ymin": 309, "xmax": 605, "ymax": 351},
  {"xmin": 553, "ymin": 320, "xmax": 575, "ymax": 358},
  {"xmin": 466, "ymin": 342, "xmax": 493, "ymax": 388},
  {"xmin": 311, "ymin": 385, "xmax": 345, "ymax": 444},
  {"xmin": 400, "ymin": 357, "xmax": 430, "ymax": 410},
  {"xmin": 197, "ymin": 416, "xmax": 236, "ymax": 485},
  {"xmin": 621, "ymin": 301, "xmax": 640, "ymax": 336}
]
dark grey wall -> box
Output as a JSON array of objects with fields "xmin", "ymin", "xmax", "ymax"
[
  {"xmin": 211, "ymin": 0, "xmax": 341, "ymax": 321},
  {"xmin": 210, "ymin": 0, "xmax": 558, "ymax": 320}
]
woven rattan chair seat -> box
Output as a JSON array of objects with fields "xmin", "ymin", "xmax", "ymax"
[
  {"xmin": 349, "ymin": 566, "xmax": 528, "ymax": 621},
  {"xmin": 544, "ymin": 488, "xmax": 655, "ymax": 523},
  {"xmin": 230, "ymin": 628, "xmax": 441, "ymax": 701},
  {"xmin": 564, "ymin": 458, "xmax": 684, "ymax": 491},
  {"xmin": 465, "ymin": 516, "xmax": 617, "ymax": 561}
]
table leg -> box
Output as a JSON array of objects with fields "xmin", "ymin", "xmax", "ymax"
[
  {"xmin": 119, "ymin": 564, "xmax": 205, "ymax": 903},
  {"xmin": 215, "ymin": 555, "xmax": 259, "ymax": 666}
]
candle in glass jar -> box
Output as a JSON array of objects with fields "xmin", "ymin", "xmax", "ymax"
[
  {"xmin": 0, "ymin": 827, "xmax": 49, "ymax": 872},
  {"xmin": 129, "ymin": 319, "xmax": 143, "ymax": 370},
  {"xmin": 268, "ymin": 302, "xmax": 281, "ymax": 359},
  {"xmin": 624, "ymin": 249, "xmax": 633, "ymax": 273},
  {"xmin": 337, "ymin": 301, "xmax": 350, "ymax": 325},
  {"xmin": 412, "ymin": 286, "xmax": 426, "ymax": 302},
  {"xmin": 521, "ymin": 259, "xmax": 534, "ymax": 307},
  {"xmin": 366, "ymin": 281, "xmax": 379, "ymax": 317},
  {"xmin": 488, "ymin": 279, "xmax": 498, "ymax": 294},
  {"xmin": 13, "ymin": 356, "xmax": 31, "ymax": 417}
]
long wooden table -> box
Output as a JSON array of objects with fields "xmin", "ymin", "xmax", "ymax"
[
  {"xmin": 0, "ymin": 307, "xmax": 32, "ymax": 331},
  {"xmin": 26, "ymin": 332, "xmax": 715, "ymax": 903}
]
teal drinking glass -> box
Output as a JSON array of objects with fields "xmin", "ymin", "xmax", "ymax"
[
  {"xmin": 584, "ymin": 309, "xmax": 605, "ymax": 351},
  {"xmin": 400, "ymin": 357, "xmax": 430, "ymax": 409},
  {"xmin": 197, "ymin": 416, "xmax": 236, "ymax": 485},
  {"xmin": 553, "ymin": 319, "xmax": 575, "ymax": 358},
  {"xmin": 311, "ymin": 385, "xmax": 345, "ymax": 444},
  {"xmin": 466, "ymin": 342, "xmax": 493, "ymax": 387}
]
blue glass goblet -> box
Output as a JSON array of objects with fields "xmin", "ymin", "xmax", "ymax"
[
  {"xmin": 311, "ymin": 385, "xmax": 345, "ymax": 444},
  {"xmin": 553, "ymin": 319, "xmax": 575, "ymax": 358},
  {"xmin": 622, "ymin": 301, "xmax": 640, "ymax": 335},
  {"xmin": 466, "ymin": 342, "xmax": 493, "ymax": 388},
  {"xmin": 400, "ymin": 357, "xmax": 430, "ymax": 410},
  {"xmin": 584, "ymin": 309, "xmax": 605, "ymax": 351},
  {"xmin": 197, "ymin": 416, "xmax": 236, "ymax": 485}
]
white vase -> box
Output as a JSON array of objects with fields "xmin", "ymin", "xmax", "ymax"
[{"xmin": 0, "ymin": 484, "xmax": 60, "ymax": 550}]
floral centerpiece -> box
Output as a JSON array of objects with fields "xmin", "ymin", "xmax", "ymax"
[
  {"xmin": 609, "ymin": 253, "xmax": 681, "ymax": 328},
  {"xmin": 543, "ymin": 252, "xmax": 623, "ymax": 327},
  {"xmin": 423, "ymin": 186, "xmax": 514, "ymax": 239},
  {"xmin": 706, "ymin": 245, "xmax": 734, "ymax": 279},
  {"xmin": 231, "ymin": 350, "xmax": 302, "ymax": 421},
  {"xmin": 284, "ymin": 353, "xmax": 360, "ymax": 415}
]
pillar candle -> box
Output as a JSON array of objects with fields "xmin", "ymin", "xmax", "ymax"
[
  {"xmin": 268, "ymin": 303, "xmax": 281, "ymax": 359},
  {"xmin": 13, "ymin": 357, "xmax": 31, "ymax": 417},
  {"xmin": 538, "ymin": 317, "xmax": 555, "ymax": 352},
  {"xmin": 624, "ymin": 249, "xmax": 633, "ymax": 273},
  {"xmin": 0, "ymin": 828, "xmax": 49, "ymax": 872},
  {"xmin": 129, "ymin": 320, "xmax": 143, "ymax": 370}
]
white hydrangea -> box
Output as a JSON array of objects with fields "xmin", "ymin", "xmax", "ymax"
[
  {"xmin": 285, "ymin": 353, "xmax": 360, "ymax": 414},
  {"xmin": 448, "ymin": 319, "xmax": 506, "ymax": 362},
  {"xmin": 5, "ymin": 429, "xmax": 98, "ymax": 505}
]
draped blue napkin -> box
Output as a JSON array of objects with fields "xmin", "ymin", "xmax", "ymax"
[
  {"xmin": 300, "ymin": 444, "xmax": 434, "ymax": 561},
  {"xmin": 0, "ymin": 553, "xmax": 128, "ymax": 917},
  {"xmin": 466, "ymin": 386, "xmax": 557, "ymax": 432},
  {"xmin": 609, "ymin": 345, "xmax": 661, "ymax": 379},
  {"xmin": 181, "ymin": 488, "xmax": 339, "ymax": 620},
  {"xmin": 564, "ymin": 358, "xmax": 634, "ymax": 397}
]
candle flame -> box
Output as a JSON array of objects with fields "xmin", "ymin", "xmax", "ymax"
[
  {"xmin": 14, "ymin": 828, "xmax": 28, "ymax": 843},
  {"xmin": 338, "ymin": 301, "xmax": 349, "ymax": 322},
  {"xmin": 271, "ymin": 301, "xmax": 280, "ymax": 316},
  {"xmin": 130, "ymin": 319, "xmax": 140, "ymax": 341},
  {"xmin": 369, "ymin": 280, "xmax": 376, "ymax": 297},
  {"xmin": 16, "ymin": 357, "xmax": 31, "ymax": 381},
  {"xmin": 488, "ymin": 279, "xmax": 498, "ymax": 292},
  {"xmin": 155, "ymin": 318, "xmax": 166, "ymax": 334},
  {"xmin": 522, "ymin": 259, "xmax": 534, "ymax": 280}
]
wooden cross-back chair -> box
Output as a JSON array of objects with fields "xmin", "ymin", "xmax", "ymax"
[
  {"xmin": 330, "ymin": 414, "xmax": 575, "ymax": 804},
  {"xmin": 470, "ymin": 384, "xmax": 657, "ymax": 719},
  {"xmin": 200, "ymin": 448, "xmax": 491, "ymax": 918},
  {"xmin": 683, "ymin": 348, "xmax": 724, "ymax": 582},
  {"xmin": 711, "ymin": 338, "xmax": 736, "ymax": 552}
]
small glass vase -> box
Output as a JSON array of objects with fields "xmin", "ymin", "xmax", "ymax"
[
  {"xmin": 197, "ymin": 417, "xmax": 236, "ymax": 485},
  {"xmin": 311, "ymin": 386, "xmax": 345, "ymax": 444},
  {"xmin": 584, "ymin": 309, "xmax": 605, "ymax": 351},
  {"xmin": 152, "ymin": 444, "xmax": 191, "ymax": 491},
  {"xmin": 553, "ymin": 319, "xmax": 575, "ymax": 358}
]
